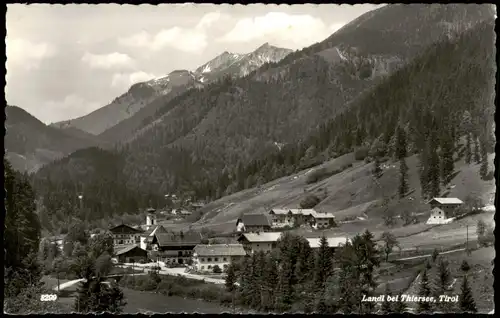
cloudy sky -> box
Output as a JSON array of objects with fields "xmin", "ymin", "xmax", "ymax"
[{"xmin": 6, "ymin": 3, "xmax": 382, "ymax": 124}]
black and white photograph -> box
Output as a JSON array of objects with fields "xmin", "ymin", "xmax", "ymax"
[{"xmin": 4, "ymin": 3, "xmax": 496, "ymax": 314}]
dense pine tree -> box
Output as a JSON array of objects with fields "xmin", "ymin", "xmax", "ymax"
[
  {"xmin": 440, "ymin": 129, "xmax": 455, "ymax": 186},
  {"xmin": 479, "ymin": 138, "xmax": 489, "ymax": 179},
  {"xmin": 434, "ymin": 257, "xmax": 453, "ymax": 312},
  {"xmin": 473, "ymin": 137, "xmax": 481, "ymax": 163},
  {"xmin": 465, "ymin": 133, "xmax": 472, "ymax": 164},
  {"xmin": 399, "ymin": 158, "xmax": 409, "ymax": 198},
  {"xmin": 458, "ymin": 274, "xmax": 477, "ymax": 313},
  {"xmin": 392, "ymin": 293, "xmax": 408, "ymax": 313},
  {"xmin": 225, "ymin": 262, "xmax": 237, "ymax": 292},
  {"xmin": 427, "ymin": 131, "xmax": 441, "ymax": 198},
  {"xmin": 381, "ymin": 284, "xmax": 393, "ymax": 313},
  {"xmin": 314, "ymin": 236, "xmax": 333, "ymax": 291},
  {"xmin": 417, "ymin": 269, "xmax": 433, "ymax": 313}
]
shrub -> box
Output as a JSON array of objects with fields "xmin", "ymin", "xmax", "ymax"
[
  {"xmin": 461, "ymin": 260, "xmax": 470, "ymax": 272},
  {"xmin": 213, "ymin": 265, "xmax": 222, "ymax": 274},
  {"xmin": 300, "ymin": 194, "xmax": 321, "ymax": 209}
]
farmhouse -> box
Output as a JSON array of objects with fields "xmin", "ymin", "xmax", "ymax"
[
  {"xmin": 109, "ymin": 224, "xmax": 144, "ymax": 250},
  {"xmin": 192, "ymin": 244, "xmax": 246, "ymax": 272},
  {"xmin": 306, "ymin": 237, "xmax": 349, "ymax": 253},
  {"xmin": 237, "ymin": 232, "xmax": 282, "ymax": 254},
  {"xmin": 269, "ymin": 208, "xmax": 295, "ymax": 228},
  {"xmin": 140, "ymin": 225, "xmax": 167, "ymax": 250},
  {"xmin": 289, "ymin": 209, "xmax": 316, "ymax": 224},
  {"xmin": 236, "ymin": 214, "xmax": 272, "ymax": 233},
  {"xmin": 115, "ymin": 245, "xmax": 148, "ymax": 263},
  {"xmin": 426, "ymin": 207, "xmax": 454, "ymax": 225},
  {"xmin": 150, "ymin": 232, "xmax": 202, "ymax": 265},
  {"xmin": 428, "ymin": 198, "xmax": 463, "ymax": 216},
  {"xmin": 307, "ymin": 210, "xmax": 336, "ymax": 229}
]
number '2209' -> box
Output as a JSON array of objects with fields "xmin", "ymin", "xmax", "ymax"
[{"xmin": 40, "ymin": 294, "xmax": 58, "ymax": 301}]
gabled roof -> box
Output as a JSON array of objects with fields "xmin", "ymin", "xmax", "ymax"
[
  {"xmin": 289, "ymin": 208, "xmax": 316, "ymax": 215},
  {"xmin": 306, "ymin": 237, "xmax": 349, "ymax": 248},
  {"xmin": 309, "ymin": 210, "xmax": 335, "ymax": 219},
  {"xmin": 109, "ymin": 224, "xmax": 144, "ymax": 234},
  {"xmin": 153, "ymin": 232, "xmax": 202, "ymax": 247},
  {"xmin": 269, "ymin": 209, "xmax": 291, "ymax": 215},
  {"xmin": 242, "ymin": 214, "xmax": 271, "ymax": 227},
  {"xmin": 431, "ymin": 207, "xmax": 445, "ymax": 213},
  {"xmin": 141, "ymin": 225, "xmax": 167, "ymax": 237},
  {"xmin": 194, "ymin": 244, "xmax": 247, "ymax": 257},
  {"xmin": 116, "ymin": 245, "xmax": 147, "ymax": 256},
  {"xmin": 238, "ymin": 232, "xmax": 282, "ymax": 243},
  {"xmin": 428, "ymin": 198, "xmax": 463, "ymax": 205}
]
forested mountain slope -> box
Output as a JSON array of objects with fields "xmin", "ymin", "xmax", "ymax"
[
  {"xmin": 121, "ymin": 3, "xmax": 494, "ymax": 197},
  {"xmin": 5, "ymin": 105, "xmax": 102, "ymax": 173}
]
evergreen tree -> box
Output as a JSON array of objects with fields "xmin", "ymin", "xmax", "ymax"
[
  {"xmin": 262, "ymin": 253, "xmax": 278, "ymax": 311},
  {"xmin": 336, "ymin": 242, "xmax": 359, "ymax": 313},
  {"xmin": 473, "ymin": 137, "xmax": 481, "ymax": 164},
  {"xmin": 479, "ymin": 138, "xmax": 488, "ymax": 179},
  {"xmin": 458, "ymin": 274, "xmax": 477, "ymax": 313},
  {"xmin": 392, "ymin": 293, "xmax": 407, "ymax": 313},
  {"xmin": 395, "ymin": 124, "xmax": 408, "ymax": 159},
  {"xmin": 434, "ymin": 257, "xmax": 452, "ymax": 312},
  {"xmin": 399, "ymin": 158, "xmax": 409, "ymax": 198},
  {"xmin": 440, "ymin": 130, "xmax": 455, "ymax": 186},
  {"xmin": 225, "ymin": 262, "xmax": 237, "ymax": 292},
  {"xmin": 74, "ymin": 277, "xmax": 126, "ymax": 313},
  {"xmin": 428, "ymin": 131, "xmax": 441, "ymax": 198},
  {"xmin": 381, "ymin": 284, "xmax": 393, "ymax": 313},
  {"xmin": 381, "ymin": 231, "xmax": 398, "ymax": 262},
  {"xmin": 465, "ymin": 133, "xmax": 472, "ymax": 164},
  {"xmin": 4, "ymin": 159, "xmax": 42, "ymax": 297},
  {"xmin": 238, "ymin": 256, "xmax": 253, "ymax": 306},
  {"xmin": 417, "ymin": 269, "xmax": 433, "ymax": 313},
  {"xmin": 418, "ymin": 142, "xmax": 430, "ymax": 198},
  {"xmin": 314, "ymin": 235, "xmax": 333, "ymax": 291}
]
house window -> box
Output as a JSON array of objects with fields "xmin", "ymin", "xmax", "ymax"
[
  {"xmin": 208, "ymin": 265, "xmax": 212, "ymax": 269},
  {"xmin": 257, "ymin": 244, "xmax": 260, "ymax": 247},
  {"xmin": 223, "ymin": 257, "xmax": 227, "ymax": 262},
  {"xmin": 223, "ymin": 264, "xmax": 228, "ymax": 269},
  {"xmin": 201, "ymin": 258, "xmax": 205, "ymax": 262},
  {"xmin": 214, "ymin": 258, "xmax": 219, "ymax": 262},
  {"xmin": 208, "ymin": 258, "xmax": 212, "ymax": 262},
  {"xmin": 201, "ymin": 266, "xmax": 204, "ymax": 270}
]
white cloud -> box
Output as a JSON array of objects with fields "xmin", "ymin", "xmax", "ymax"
[
  {"xmin": 6, "ymin": 38, "xmax": 56, "ymax": 70},
  {"xmin": 119, "ymin": 28, "xmax": 207, "ymax": 53},
  {"xmin": 117, "ymin": 12, "xmax": 225, "ymax": 54},
  {"xmin": 218, "ymin": 12, "xmax": 344, "ymax": 49},
  {"xmin": 81, "ymin": 52, "xmax": 134, "ymax": 70},
  {"xmin": 111, "ymin": 71, "xmax": 158, "ymax": 88},
  {"xmin": 196, "ymin": 11, "xmax": 222, "ymax": 29},
  {"xmin": 44, "ymin": 94, "xmax": 101, "ymax": 123}
]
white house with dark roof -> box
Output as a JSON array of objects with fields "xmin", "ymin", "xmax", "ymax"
[
  {"xmin": 308, "ymin": 210, "xmax": 336, "ymax": 229},
  {"xmin": 237, "ymin": 232, "xmax": 283, "ymax": 254},
  {"xmin": 192, "ymin": 244, "xmax": 247, "ymax": 272},
  {"xmin": 426, "ymin": 207, "xmax": 455, "ymax": 225},
  {"xmin": 236, "ymin": 214, "xmax": 272, "ymax": 233},
  {"xmin": 428, "ymin": 198, "xmax": 463, "ymax": 215},
  {"xmin": 269, "ymin": 208, "xmax": 296, "ymax": 228},
  {"xmin": 150, "ymin": 232, "xmax": 202, "ymax": 265},
  {"xmin": 109, "ymin": 224, "xmax": 144, "ymax": 250}
]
